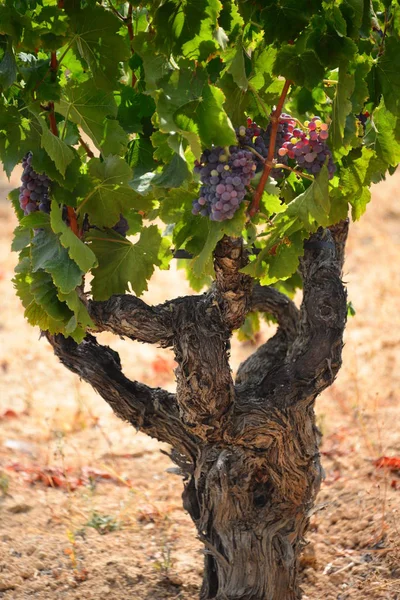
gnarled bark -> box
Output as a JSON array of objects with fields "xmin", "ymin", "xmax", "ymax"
[{"xmin": 47, "ymin": 224, "xmax": 349, "ymax": 600}]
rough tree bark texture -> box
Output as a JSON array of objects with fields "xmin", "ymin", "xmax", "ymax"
[{"xmin": 47, "ymin": 220, "xmax": 349, "ymax": 600}]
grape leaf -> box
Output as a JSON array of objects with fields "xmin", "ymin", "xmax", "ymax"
[
  {"xmin": 159, "ymin": 187, "xmax": 198, "ymax": 224},
  {"xmin": 80, "ymin": 156, "xmax": 150, "ymax": 228},
  {"xmin": 260, "ymin": 231, "xmax": 306, "ymax": 285},
  {"xmin": 39, "ymin": 116, "xmax": 74, "ymax": 176},
  {"xmin": 227, "ymin": 44, "xmax": 248, "ymax": 90},
  {"xmin": 283, "ymin": 166, "xmax": 331, "ymax": 229},
  {"xmin": 153, "ymin": 153, "xmax": 191, "ymax": 188},
  {"xmin": 50, "ymin": 201, "xmax": 98, "ymax": 273},
  {"xmin": 101, "ymin": 119, "xmax": 129, "ymax": 157},
  {"xmin": 376, "ymin": 37, "xmax": 400, "ymax": 116},
  {"xmin": 365, "ymin": 101, "xmax": 400, "ymax": 167},
  {"xmin": 89, "ymin": 226, "xmax": 170, "ymax": 299},
  {"xmin": 14, "ymin": 268, "xmax": 68, "ymax": 334},
  {"xmin": 58, "ymin": 290, "xmax": 95, "ymax": 334},
  {"xmin": 151, "ymin": 0, "xmax": 220, "ymax": 60},
  {"xmin": 65, "ymin": 5, "xmax": 130, "ymax": 89},
  {"xmin": 191, "ymin": 205, "xmax": 247, "ymax": 277},
  {"xmin": 273, "ymin": 46, "xmax": 325, "ymax": 90},
  {"xmin": 31, "ymin": 229, "xmax": 83, "ymax": 294},
  {"xmin": 0, "ymin": 35, "xmax": 17, "ymax": 90},
  {"xmin": 0, "ymin": 107, "xmax": 40, "ymax": 177},
  {"xmin": 340, "ymin": 147, "xmax": 373, "ymax": 219},
  {"xmin": 30, "ymin": 270, "xmax": 73, "ymax": 322},
  {"xmin": 55, "ymin": 81, "xmax": 117, "ymax": 151},
  {"xmin": 11, "ymin": 226, "xmax": 31, "ymax": 252},
  {"xmin": 132, "ymin": 32, "xmax": 173, "ymax": 92},
  {"xmin": 117, "ymin": 88, "xmax": 156, "ymax": 134},
  {"xmin": 330, "ymin": 67, "xmax": 355, "ymax": 151}
]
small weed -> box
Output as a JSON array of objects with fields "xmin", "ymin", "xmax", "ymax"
[
  {"xmin": 86, "ymin": 511, "xmax": 121, "ymax": 535},
  {"xmin": 0, "ymin": 472, "xmax": 10, "ymax": 497},
  {"xmin": 153, "ymin": 542, "xmax": 175, "ymax": 576}
]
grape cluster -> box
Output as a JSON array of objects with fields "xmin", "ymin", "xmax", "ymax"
[
  {"xmin": 356, "ymin": 111, "xmax": 370, "ymax": 134},
  {"xmin": 19, "ymin": 153, "xmax": 51, "ymax": 215},
  {"xmin": 278, "ymin": 116, "xmax": 336, "ymax": 178},
  {"xmin": 112, "ymin": 215, "xmax": 129, "ymax": 236},
  {"xmin": 236, "ymin": 115, "xmax": 297, "ymax": 179},
  {"xmin": 192, "ymin": 146, "xmax": 256, "ymax": 221}
]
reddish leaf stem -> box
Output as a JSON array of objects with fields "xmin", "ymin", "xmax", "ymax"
[
  {"xmin": 67, "ymin": 207, "xmax": 79, "ymax": 237},
  {"xmin": 248, "ymin": 79, "xmax": 292, "ymax": 218},
  {"xmin": 48, "ymin": 52, "xmax": 59, "ymax": 136},
  {"xmin": 79, "ymin": 136, "xmax": 95, "ymax": 159}
]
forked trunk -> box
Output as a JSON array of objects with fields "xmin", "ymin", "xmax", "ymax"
[{"xmin": 47, "ymin": 223, "xmax": 348, "ymax": 600}]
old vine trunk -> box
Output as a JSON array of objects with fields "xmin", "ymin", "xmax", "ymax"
[{"xmin": 47, "ymin": 221, "xmax": 348, "ymax": 600}]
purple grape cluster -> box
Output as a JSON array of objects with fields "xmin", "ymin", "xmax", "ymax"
[
  {"xmin": 112, "ymin": 215, "xmax": 129, "ymax": 236},
  {"xmin": 192, "ymin": 146, "xmax": 257, "ymax": 221},
  {"xmin": 253, "ymin": 114, "xmax": 295, "ymax": 178},
  {"xmin": 19, "ymin": 153, "xmax": 51, "ymax": 215},
  {"xmin": 278, "ymin": 116, "xmax": 336, "ymax": 178}
]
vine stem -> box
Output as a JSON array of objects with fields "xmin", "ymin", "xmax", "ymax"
[
  {"xmin": 248, "ymin": 79, "xmax": 292, "ymax": 218},
  {"xmin": 275, "ymin": 163, "xmax": 314, "ymax": 181},
  {"xmin": 79, "ymin": 136, "xmax": 95, "ymax": 159},
  {"xmin": 48, "ymin": 52, "xmax": 59, "ymax": 137},
  {"xmin": 127, "ymin": 3, "xmax": 137, "ymax": 87}
]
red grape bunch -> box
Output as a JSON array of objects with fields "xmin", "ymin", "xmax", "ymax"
[
  {"xmin": 278, "ymin": 116, "xmax": 336, "ymax": 178},
  {"xmin": 19, "ymin": 153, "xmax": 51, "ymax": 216},
  {"xmin": 192, "ymin": 146, "xmax": 257, "ymax": 221}
]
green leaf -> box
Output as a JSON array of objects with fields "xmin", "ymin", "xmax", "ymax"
[
  {"xmin": 259, "ymin": 0, "xmax": 322, "ymax": 44},
  {"xmin": 261, "ymin": 231, "xmax": 306, "ymax": 285},
  {"xmin": 101, "ymin": 119, "xmax": 129, "ymax": 157},
  {"xmin": 65, "ymin": 5, "xmax": 129, "ymax": 89},
  {"xmin": 191, "ymin": 206, "xmax": 247, "ymax": 277},
  {"xmin": 20, "ymin": 211, "xmax": 51, "ymax": 229},
  {"xmin": 189, "ymin": 83, "xmax": 237, "ymax": 148},
  {"xmin": 227, "ymin": 44, "xmax": 248, "ymax": 90},
  {"xmin": 273, "ymin": 46, "xmax": 325, "ymax": 90},
  {"xmin": 376, "ymin": 37, "xmax": 400, "ymax": 116},
  {"xmin": 31, "ymin": 230, "xmax": 83, "ymax": 294},
  {"xmin": 50, "ymin": 201, "xmax": 98, "ymax": 273},
  {"xmin": 284, "ymin": 166, "xmax": 331, "ymax": 229},
  {"xmin": 151, "ymin": 0, "xmax": 220, "ymax": 60},
  {"xmin": 330, "ymin": 67, "xmax": 355, "ymax": 151},
  {"xmin": 159, "ymin": 187, "xmax": 198, "ymax": 224},
  {"xmin": 153, "ymin": 151, "xmax": 191, "ymax": 188},
  {"xmin": 39, "ymin": 116, "xmax": 74, "ymax": 176},
  {"xmin": 340, "ymin": 147, "xmax": 373, "ymax": 219},
  {"xmin": 0, "ymin": 107, "xmax": 40, "ymax": 177},
  {"xmin": 117, "ymin": 88, "xmax": 156, "ymax": 135},
  {"xmin": 365, "ymin": 101, "xmax": 400, "ymax": 167},
  {"xmin": 89, "ymin": 226, "xmax": 170, "ymax": 299},
  {"xmin": 11, "ymin": 226, "xmax": 31, "ymax": 252},
  {"xmin": 0, "ymin": 35, "xmax": 17, "ymax": 90},
  {"xmin": 156, "ymin": 69, "xmax": 236, "ymax": 156},
  {"xmin": 30, "ymin": 270, "xmax": 73, "ymax": 322},
  {"xmin": 132, "ymin": 32, "xmax": 173, "ymax": 92},
  {"xmin": 55, "ymin": 81, "xmax": 117, "ymax": 151},
  {"xmin": 58, "ymin": 289, "xmax": 95, "ymax": 333},
  {"xmin": 80, "ymin": 156, "xmax": 150, "ymax": 228},
  {"xmin": 14, "ymin": 268, "xmax": 68, "ymax": 334},
  {"xmin": 350, "ymin": 56, "xmax": 372, "ymax": 113}
]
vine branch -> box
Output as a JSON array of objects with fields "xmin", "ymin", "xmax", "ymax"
[
  {"xmin": 248, "ymin": 79, "xmax": 292, "ymax": 218},
  {"xmin": 79, "ymin": 136, "xmax": 95, "ymax": 159}
]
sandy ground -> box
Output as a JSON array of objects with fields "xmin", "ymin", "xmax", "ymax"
[{"xmin": 0, "ymin": 168, "xmax": 399, "ymax": 600}]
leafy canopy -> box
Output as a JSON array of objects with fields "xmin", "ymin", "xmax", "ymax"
[{"xmin": 1, "ymin": 0, "xmax": 399, "ymax": 341}]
